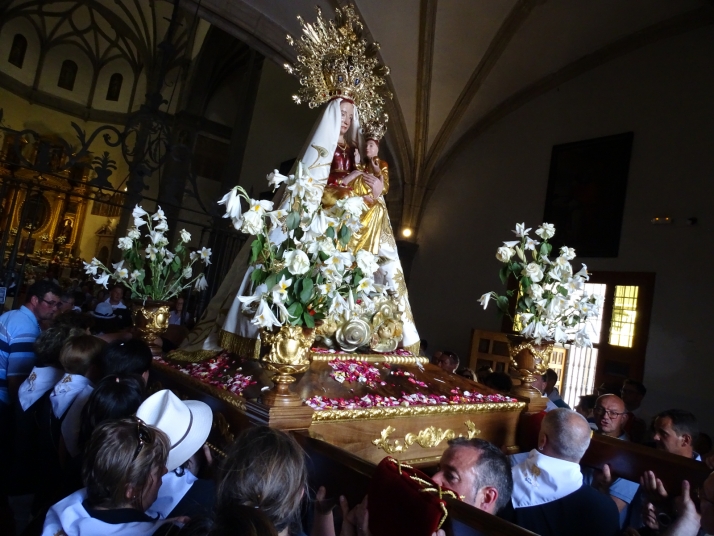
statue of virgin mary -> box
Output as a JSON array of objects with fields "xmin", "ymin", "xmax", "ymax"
[{"xmin": 177, "ymin": 6, "xmax": 419, "ymax": 358}]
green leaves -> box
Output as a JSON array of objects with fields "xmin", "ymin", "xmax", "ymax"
[
  {"xmin": 499, "ymin": 265, "xmax": 509, "ymax": 285},
  {"xmin": 496, "ymin": 296, "xmax": 510, "ymax": 314},
  {"xmin": 250, "ymin": 237, "xmax": 264, "ymax": 264},
  {"xmin": 286, "ymin": 210, "xmax": 301, "ymax": 231},
  {"xmin": 303, "ymin": 310, "xmax": 315, "ymax": 328},
  {"xmin": 339, "ymin": 225, "xmax": 351, "ymax": 247},
  {"xmin": 287, "ymin": 301, "xmax": 303, "ymax": 323},
  {"xmin": 251, "ymin": 268, "xmax": 268, "ymax": 285},
  {"xmin": 300, "ymin": 277, "xmax": 314, "ymax": 303},
  {"xmin": 540, "ymin": 241, "xmax": 552, "ymax": 258},
  {"xmin": 326, "ymin": 226, "xmax": 335, "ymax": 239}
]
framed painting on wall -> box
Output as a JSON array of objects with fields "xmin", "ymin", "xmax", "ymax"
[{"xmin": 542, "ymin": 132, "xmax": 634, "ymax": 258}]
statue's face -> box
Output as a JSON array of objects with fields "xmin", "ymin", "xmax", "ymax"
[
  {"xmin": 365, "ymin": 139, "xmax": 379, "ymax": 158},
  {"xmin": 340, "ymin": 100, "xmax": 354, "ymax": 135}
]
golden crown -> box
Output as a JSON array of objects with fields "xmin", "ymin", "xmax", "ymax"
[
  {"xmin": 362, "ymin": 112, "xmax": 388, "ymax": 141},
  {"xmin": 284, "ymin": 5, "xmax": 391, "ymax": 125}
]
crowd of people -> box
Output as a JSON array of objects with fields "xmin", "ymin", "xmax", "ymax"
[{"xmin": 1, "ymin": 283, "xmax": 712, "ymax": 535}]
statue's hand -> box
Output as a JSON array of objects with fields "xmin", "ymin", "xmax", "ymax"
[
  {"xmin": 354, "ymin": 148, "xmax": 361, "ymax": 165},
  {"xmin": 362, "ymin": 174, "xmax": 383, "ymax": 198}
]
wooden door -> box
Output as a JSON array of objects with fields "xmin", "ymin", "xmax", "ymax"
[{"xmin": 588, "ymin": 271, "xmax": 656, "ymax": 390}]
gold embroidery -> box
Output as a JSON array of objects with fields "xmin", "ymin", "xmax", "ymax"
[{"xmin": 308, "ymin": 144, "xmax": 331, "ymax": 170}]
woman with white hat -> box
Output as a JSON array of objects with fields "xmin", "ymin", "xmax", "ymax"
[{"xmin": 137, "ymin": 389, "xmax": 214, "ymax": 519}]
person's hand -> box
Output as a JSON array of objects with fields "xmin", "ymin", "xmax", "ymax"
[
  {"xmin": 592, "ymin": 464, "xmax": 614, "ymax": 494},
  {"xmin": 641, "ymin": 470, "xmax": 669, "ymax": 507},
  {"xmin": 666, "ymin": 480, "xmax": 701, "ymax": 535},
  {"xmin": 311, "ymin": 486, "xmax": 336, "ymax": 536},
  {"xmin": 339, "ymin": 495, "xmax": 369, "ymax": 536},
  {"xmin": 431, "ymin": 531, "xmax": 446, "ymax": 536}
]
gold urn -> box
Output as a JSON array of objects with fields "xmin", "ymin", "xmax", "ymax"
[
  {"xmin": 260, "ymin": 325, "xmax": 315, "ymax": 406},
  {"xmin": 507, "ymin": 335, "xmax": 553, "ymax": 401},
  {"xmin": 132, "ymin": 300, "xmax": 171, "ymax": 356}
]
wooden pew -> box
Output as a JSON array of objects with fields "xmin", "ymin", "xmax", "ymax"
[
  {"xmin": 293, "ymin": 432, "xmax": 538, "ymax": 536},
  {"xmin": 581, "ymin": 434, "xmax": 711, "ymax": 497}
]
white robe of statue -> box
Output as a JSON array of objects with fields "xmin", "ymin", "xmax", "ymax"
[{"xmin": 179, "ymin": 98, "xmax": 419, "ymax": 357}]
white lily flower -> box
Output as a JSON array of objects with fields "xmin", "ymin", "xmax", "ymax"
[
  {"xmin": 267, "ymin": 170, "xmax": 288, "ymax": 189},
  {"xmin": 200, "ymin": 247, "xmax": 212, "ymax": 265},
  {"xmin": 321, "ymin": 265, "xmax": 343, "ymax": 283},
  {"xmin": 163, "ymin": 251, "xmax": 175, "ymax": 266},
  {"xmin": 83, "ymin": 260, "xmax": 99, "ymax": 275},
  {"xmin": 478, "ymin": 292, "xmax": 493, "ymax": 309},
  {"xmin": 132, "ymin": 205, "xmax": 148, "ymax": 219},
  {"xmin": 112, "ymin": 260, "xmax": 124, "ymax": 272},
  {"xmin": 528, "ymin": 284, "xmax": 544, "ymax": 299},
  {"xmin": 180, "ymin": 229, "xmax": 191, "ymax": 243},
  {"xmin": 194, "ymin": 274, "xmax": 208, "ymax": 291},
  {"xmin": 515, "ymin": 246, "xmax": 526, "ymax": 262},
  {"xmin": 117, "ymin": 237, "xmax": 133, "ymax": 250},
  {"xmin": 152, "ymin": 206, "xmax": 166, "ymax": 221},
  {"xmin": 271, "ymin": 275, "xmax": 293, "ymax": 303},
  {"xmin": 338, "ymin": 196, "xmax": 366, "ymax": 218},
  {"xmin": 115, "ymin": 268, "xmax": 129, "ymax": 280},
  {"xmin": 329, "ymin": 292, "xmax": 349, "ymax": 316},
  {"xmin": 266, "ymin": 209, "xmax": 287, "ymax": 230},
  {"xmin": 356, "ymin": 277, "xmax": 375, "ymax": 295},
  {"xmin": 274, "ymin": 301, "xmax": 294, "ymax": 323},
  {"xmin": 145, "ymin": 245, "xmax": 159, "ymax": 261},
  {"xmin": 182, "ymin": 267, "xmax": 193, "ymax": 279},
  {"xmin": 503, "ymin": 241, "xmax": 519, "ymax": 247},
  {"xmin": 127, "ymin": 227, "xmax": 141, "ymax": 240},
  {"xmin": 574, "ymin": 264, "xmax": 589, "ymax": 279},
  {"xmin": 513, "ymin": 222, "xmax": 531, "ymax": 237},
  {"xmin": 130, "ymin": 270, "xmax": 142, "ymax": 281},
  {"xmin": 149, "ymin": 230, "xmax": 167, "ymax": 246},
  {"xmin": 535, "ymin": 223, "xmax": 555, "ymax": 240},
  {"xmin": 554, "ymin": 325, "xmax": 568, "ymax": 343},
  {"xmin": 218, "ymin": 188, "xmax": 243, "ymax": 220},
  {"xmin": 252, "ymin": 300, "xmax": 281, "ymax": 329},
  {"xmin": 306, "ymin": 211, "xmax": 329, "ymax": 238},
  {"xmin": 524, "ymin": 237, "xmax": 540, "ymax": 251},
  {"xmin": 95, "ymin": 273, "xmax": 110, "ymax": 288},
  {"xmin": 134, "ymin": 216, "xmax": 147, "ymax": 228},
  {"xmin": 154, "ymin": 219, "xmax": 168, "ymax": 232},
  {"xmin": 318, "ymin": 281, "xmax": 337, "ymax": 296}
]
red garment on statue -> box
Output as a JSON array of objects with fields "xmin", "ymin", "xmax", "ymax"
[{"xmin": 328, "ymin": 144, "xmax": 356, "ymax": 186}]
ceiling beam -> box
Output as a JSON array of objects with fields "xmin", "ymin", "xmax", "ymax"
[
  {"xmin": 418, "ymin": 6, "xmax": 714, "ymax": 228},
  {"xmin": 422, "ymin": 0, "xmax": 541, "ymax": 183}
]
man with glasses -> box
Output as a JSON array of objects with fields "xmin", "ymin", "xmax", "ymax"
[
  {"xmin": 584, "ymin": 394, "xmax": 640, "ymax": 529},
  {"xmin": 0, "ymin": 280, "xmax": 60, "ymax": 517}
]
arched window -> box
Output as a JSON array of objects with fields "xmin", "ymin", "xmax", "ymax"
[
  {"xmin": 8, "ymin": 34, "xmax": 27, "ymax": 68},
  {"xmin": 57, "ymin": 59, "xmax": 78, "ymax": 90},
  {"xmin": 106, "ymin": 73, "xmax": 123, "ymax": 101}
]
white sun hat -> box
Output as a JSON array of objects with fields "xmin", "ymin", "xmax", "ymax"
[{"xmin": 136, "ymin": 389, "xmax": 212, "ymax": 471}]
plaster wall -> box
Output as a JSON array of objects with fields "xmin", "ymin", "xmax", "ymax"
[{"xmin": 410, "ymin": 26, "xmax": 714, "ymax": 432}]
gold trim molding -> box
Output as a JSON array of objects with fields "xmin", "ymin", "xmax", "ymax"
[
  {"xmin": 372, "ymin": 420, "xmax": 481, "ymax": 454},
  {"xmin": 310, "ymin": 352, "xmax": 428, "ymax": 364},
  {"xmin": 312, "ymin": 401, "xmax": 525, "ymax": 422}
]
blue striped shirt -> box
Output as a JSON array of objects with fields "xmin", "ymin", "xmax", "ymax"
[{"xmin": 0, "ymin": 305, "xmax": 40, "ymax": 404}]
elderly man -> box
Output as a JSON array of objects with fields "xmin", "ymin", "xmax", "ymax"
[
  {"xmin": 505, "ymin": 408, "xmax": 619, "ymax": 536},
  {"xmin": 585, "ymin": 394, "xmax": 639, "ymax": 528}
]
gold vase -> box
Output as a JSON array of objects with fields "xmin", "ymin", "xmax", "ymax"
[
  {"xmin": 260, "ymin": 325, "xmax": 315, "ymax": 407},
  {"xmin": 507, "ymin": 335, "xmax": 553, "ymax": 401},
  {"xmin": 132, "ymin": 300, "xmax": 171, "ymax": 356}
]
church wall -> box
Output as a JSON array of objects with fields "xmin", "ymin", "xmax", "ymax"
[
  {"xmin": 0, "ymin": 87, "xmax": 130, "ymax": 261},
  {"xmin": 410, "ymin": 26, "xmax": 714, "ymax": 432},
  {"xmin": 237, "ymin": 60, "xmax": 320, "ymax": 196}
]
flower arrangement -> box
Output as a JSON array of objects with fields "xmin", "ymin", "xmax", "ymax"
[
  {"xmin": 219, "ymin": 162, "xmax": 390, "ymax": 330},
  {"xmin": 83, "ymin": 205, "xmax": 211, "ymax": 301},
  {"xmin": 54, "ymin": 235, "xmax": 66, "ymax": 245},
  {"xmin": 479, "ymin": 222, "xmax": 602, "ymax": 346}
]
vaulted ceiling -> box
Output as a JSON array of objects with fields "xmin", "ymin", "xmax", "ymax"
[{"xmin": 187, "ymin": 0, "xmax": 714, "ymax": 235}]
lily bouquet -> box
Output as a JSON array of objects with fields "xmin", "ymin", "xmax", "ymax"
[
  {"xmin": 220, "ymin": 161, "xmax": 389, "ymax": 330},
  {"xmin": 479, "ymin": 222, "xmax": 602, "ymax": 346},
  {"xmin": 83, "ymin": 205, "xmax": 211, "ymax": 301}
]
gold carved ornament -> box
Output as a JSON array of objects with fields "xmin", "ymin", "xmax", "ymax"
[
  {"xmin": 508, "ymin": 340, "xmax": 553, "ymax": 377},
  {"xmin": 372, "ymin": 421, "xmax": 481, "ymax": 455},
  {"xmin": 284, "ymin": 5, "xmax": 391, "ymax": 125},
  {"xmin": 312, "ymin": 400, "xmax": 525, "ymax": 422}
]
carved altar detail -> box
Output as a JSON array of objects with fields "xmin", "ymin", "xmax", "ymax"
[{"xmin": 372, "ymin": 421, "xmax": 482, "ymax": 455}]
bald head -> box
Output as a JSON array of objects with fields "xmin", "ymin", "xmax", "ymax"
[
  {"xmin": 594, "ymin": 394, "xmax": 629, "ymax": 438},
  {"xmin": 539, "ymin": 408, "xmax": 592, "ymax": 463}
]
